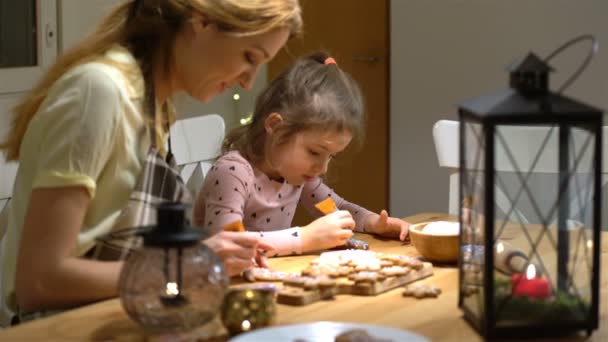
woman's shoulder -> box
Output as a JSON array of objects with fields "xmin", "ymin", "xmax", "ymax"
[
  {"xmin": 53, "ymin": 62, "xmax": 126, "ymax": 101},
  {"xmin": 55, "ymin": 46, "xmax": 141, "ymax": 99}
]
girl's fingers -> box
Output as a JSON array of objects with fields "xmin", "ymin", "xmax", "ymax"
[
  {"xmin": 336, "ymin": 210, "xmax": 353, "ymax": 219},
  {"xmin": 400, "ymin": 225, "xmax": 409, "ymax": 241},
  {"xmin": 340, "ymin": 217, "xmax": 355, "ymax": 230},
  {"xmin": 379, "ymin": 210, "xmax": 389, "ymax": 225},
  {"xmin": 338, "ymin": 229, "xmax": 354, "ymax": 240}
]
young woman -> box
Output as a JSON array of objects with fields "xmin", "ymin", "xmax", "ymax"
[{"xmin": 0, "ymin": 0, "xmax": 301, "ymax": 323}]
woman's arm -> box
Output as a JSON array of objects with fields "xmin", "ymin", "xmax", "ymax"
[{"xmin": 15, "ymin": 187, "xmax": 122, "ymax": 312}]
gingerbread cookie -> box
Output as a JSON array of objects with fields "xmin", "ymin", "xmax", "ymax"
[
  {"xmin": 344, "ymin": 237, "xmax": 370, "ymax": 250},
  {"xmin": 348, "ymin": 271, "xmax": 384, "ymax": 283},
  {"xmin": 243, "ymin": 267, "xmax": 296, "ymax": 282},
  {"xmin": 403, "ymin": 284, "xmax": 442, "ymax": 299},
  {"xmin": 283, "ymin": 275, "xmax": 315, "ymax": 287},
  {"xmin": 380, "ymin": 266, "xmax": 411, "ymax": 277}
]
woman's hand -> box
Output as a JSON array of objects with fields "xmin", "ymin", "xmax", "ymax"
[
  {"xmin": 302, "ymin": 210, "xmax": 355, "ymax": 251},
  {"xmin": 365, "ymin": 210, "xmax": 410, "ymax": 241},
  {"xmin": 204, "ymin": 231, "xmax": 274, "ymax": 276}
]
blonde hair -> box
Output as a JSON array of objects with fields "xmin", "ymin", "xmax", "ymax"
[
  {"xmin": 224, "ymin": 52, "xmax": 365, "ymax": 164},
  {"xmin": 1, "ymin": 0, "xmax": 302, "ymax": 161}
]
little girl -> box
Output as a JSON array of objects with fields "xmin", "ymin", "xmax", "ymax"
[{"xmin": 193, "ymin": 52, "xmax": 409, "ymax": 256}]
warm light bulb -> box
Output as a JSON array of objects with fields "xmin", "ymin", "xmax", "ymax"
[
  {"xmin": 239, "ymin": 118, "xmax": 248, "ymax": 125},
  {"xmin": 526, "ymin": 264, "xmax": 536, "ymax": 280},
  {"xmin": 496, "ymin": 242, "xmax": 504, "ymax": 254},
  {"xmin": 233, "ymin": 93, "xmax": 240, "ymax": 101},
  {"xmin": 241, "ymin": 320, "xmax": 252, "ymax": 331},
  {"xmin": 165, "ymin": 282, "xmax": 179, "ymax": 296},
  {"xmin": 587, "ymin": 240, "xmax": 593, "ymax": 249}
]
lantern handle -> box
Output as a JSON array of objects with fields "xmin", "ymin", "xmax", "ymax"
[{"xmin": 544, "ymin": 34, "xmax": 599, "ymax": 94}]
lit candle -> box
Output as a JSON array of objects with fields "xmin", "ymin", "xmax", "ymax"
[
  {"xmin": 165, "ymin": 282, "xmax": 179, "ymax": 297},
  {"xmin": 511, "ymin": 264, "xmax": 552, "ymax": 299}
]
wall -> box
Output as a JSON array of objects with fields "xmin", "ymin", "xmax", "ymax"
[{"xmin": 390, "ymin": 0, "xmax": 608, "ymax": 216}]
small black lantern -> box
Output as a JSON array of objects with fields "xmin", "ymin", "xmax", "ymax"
[{"xmin": 458, "ymin": 36, "xmax": 602, "ymax": 338}]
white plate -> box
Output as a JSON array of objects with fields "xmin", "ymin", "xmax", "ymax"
[{"xmin": 229, "ymin": 321, "xmax": 429, "ymax": 342}]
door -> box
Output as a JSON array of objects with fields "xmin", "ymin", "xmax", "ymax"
[{"xmin": 269, "ymin": 0, "xmax": 389, "ymax": 223}]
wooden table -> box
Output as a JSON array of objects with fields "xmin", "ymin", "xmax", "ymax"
[{"xmin": 0, "ymin": 212, "xmax": 606, "ymax": 341}]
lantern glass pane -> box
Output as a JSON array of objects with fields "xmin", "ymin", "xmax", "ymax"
[
  {"xmin": 460, "ymin": 120, "xmax": 486, "ymax": 324},
  {"xmin": 491, "ymin": 124, "xmax": 596, "ymax": 327}
]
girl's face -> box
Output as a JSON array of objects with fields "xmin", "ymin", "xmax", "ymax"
[
  {"xmin": 171, "ymin": 15, "xmax": 289, "ymax": 103},
  {"xmin": 268, "ymin": 128, "xmax": 353, "ymax": 185}
]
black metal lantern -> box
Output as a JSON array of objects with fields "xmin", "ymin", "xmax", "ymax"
[
  {"xmin": 119, "ymin": 202, "xmax": 229, "ymax": 333},
  {"xmin": 457, "ymin": 36, "xmax": 602, "ymax": 338}
]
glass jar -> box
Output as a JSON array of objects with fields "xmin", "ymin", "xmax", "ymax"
[
  {"xmin": 221, "ymin": 284, "xmax": 278, "ymax": 336},
  {"xmin": 118, "ymin": 203, "xmax": 229, "ymax": 333}
]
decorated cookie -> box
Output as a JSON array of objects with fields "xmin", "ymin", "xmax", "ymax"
[
  {"xmin": 344, "ymin": 237, "xmax": 370, "ymax": 250},
  {"xmin": 349, "ymin": 271, "xmax": 383, "ymax": 283},
  {"xmin": 380, "ymin": 266, "xmax": 411, "ymax": 277},
  {"xmin": 243, "ymin": 267, "xmax": 297, "ymax": 282},
  {"xmin": 403, "ymin": 284, "xmax": 442, "ymax": 299}
]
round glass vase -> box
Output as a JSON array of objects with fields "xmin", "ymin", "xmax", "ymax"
[
  {"xmin": 118, "ymin": 203, "xmax": 229, "ymax": 333},
  {"xmin": 119, "ymin": 245, "xmax": 228, "ymax": 333}
]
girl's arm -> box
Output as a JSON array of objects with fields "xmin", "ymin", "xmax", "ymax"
[
  {"xmin": 300, "ymin": 178, "xmax": 375, "ymax": 232},
  {"xmin": 194, "ymin": 159, "xmax": 354, "ymax": 256},
  {"xmin": 247, "ymin": 211, "xmax": 355, "ymax": 257},
  {"xmin": 15, "ymin": 187, "xmax": 122, "ymax": 312},
  {"xmin": 301, "ymin": 178, "xmax": 410, "ymax": 241},
  {"xmin": 194, "ymin": 166, "xmax": 299, "ymax": 257}
]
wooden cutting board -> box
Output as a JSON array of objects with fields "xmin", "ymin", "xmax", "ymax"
[{"xmin": 277, "ymin": 262, "xmax": 433, "ymax": 306}]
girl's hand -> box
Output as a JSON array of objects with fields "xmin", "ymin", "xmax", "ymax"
[
  {"xmin": 366, "ymin": 210, "xmax": 410, "ymax": 241},
  {"xmin": 302, "ymin": 210, "xmax": 355, "ymax": 251},
  {"xmin": 204, "ymin": 231, "xmax": 275, "ymax": 276}
]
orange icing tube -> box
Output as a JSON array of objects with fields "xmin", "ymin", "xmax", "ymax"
[
  {"xmin": 315, "ymin": 197, "xmax": 338, "ymax": 214},
  {"xmin": 224, "ymin": 220, "xmax": 246, "ymax": 232}
]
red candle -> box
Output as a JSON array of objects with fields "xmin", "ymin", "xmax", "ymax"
[{"xmin": 511, "ymin": 264, "xmax": 552, "ymax": 299}]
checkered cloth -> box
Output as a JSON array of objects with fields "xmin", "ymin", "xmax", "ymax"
[{"xmin": 87, "ymin": 146, "xmax": 191, "ymax": 261}]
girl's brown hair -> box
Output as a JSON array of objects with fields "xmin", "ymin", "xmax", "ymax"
[
  {"xmin": 1, "ymin": 0, "xmax": 302, "ymax": 161},
  {"xmin": 224, "ymin": 51, "xmax": 365, "ymax": 164}
]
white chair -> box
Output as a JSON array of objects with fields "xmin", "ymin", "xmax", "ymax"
[
  {"xmin": 170, "ymin": 114, "xmax": 225, "ymax": 199},
  {"xmin": 0, "ymin": 155, "xmax": 17, "ymax": 306},
  {"xmin": 0, "ymin": 155, "xmax": 17, "ymax": 241},
  {"xmin": 433, "ymin": 119, "xmax": 608, "ymax": 226}
]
